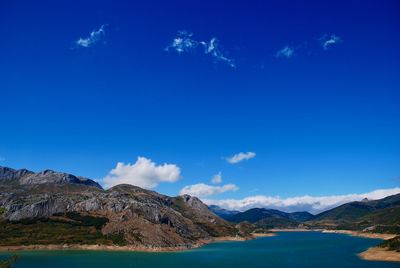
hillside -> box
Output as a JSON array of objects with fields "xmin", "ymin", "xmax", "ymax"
[
  {"xmin": 221, "ymin": 207, "xmax": 314, "ymax": 228},
  {"xmin": 208, "ymin": 205, "xmax": 240, "ymax": 219},
  {"xmin": 0, "ymin": 166, "xmax": 244, "ymax": 249},
  {"xmin": 308, "ymin": 194, "xmax": 400, "ymax": 233}
]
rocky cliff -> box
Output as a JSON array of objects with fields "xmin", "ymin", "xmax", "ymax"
[{"xmin": 0, "ymin": 166, "xmax": 241, "ymax": 249}]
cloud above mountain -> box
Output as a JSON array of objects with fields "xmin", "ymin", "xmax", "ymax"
[
  {"xmin": 103, "ymin": 157, "xmax": 181, "ymax": 189},
  {"xmin": 165, "ymin": 31, "xmax": 235, "ymax": 68},
  {"xmin": 319, "ymin": 34, "xmax": 342, "ymax": 50},
  {"xmin": 211, "ymin": 172, "xmax": 222, "ymax": 184},
  {"xmin": 75, "ymin": 24, "xmax": 107, "ymax": 48},
  {"xmin": 180, "ymin": 183, "xmax": 239, "ymax": 198},
  {"xmin": 226, "ymin": 152, "xmax": 256, "ymax": 164},
  {"xmin": 204, "ymin": 187, "xmax": 400, "ymax": 214},
  {"xmin": 276, "ymin": 46, "xmax": 294, "ymax": 58}
]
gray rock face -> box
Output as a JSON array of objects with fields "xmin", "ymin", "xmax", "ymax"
[
  {"xmin": 0, "ymin": 166, "xmax": 33, "ymax": 181},
  {"xmin": 0, "ymin": 166, "xmax": 102, "ymax": 189},
  {"xmin": 0, "ymin": 166, "xmax": 238, "ymax": 248}
]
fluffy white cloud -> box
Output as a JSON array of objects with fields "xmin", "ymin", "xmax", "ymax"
[
  {"xmin": 203, "ymin": 187, "xmax": 400, "ymax": 214},
  {"xmin": 276, "ymin": 46, "xmax": 294, "ymax": 58},
  {"xmin": 165, "ymin": 31, "xmax": 235, "ymax": 68},
  {"xmin": 226, "ymin": 152, "xmax": 256, "ymax": 164},
  {"xmin": 211, "ymin": 172, "xmax": 222, "ymax": 184},
  {"xmin": 180, "ymin": 183, "xmax": 239, "ymax": 198},
  {"xmin": 103, "ymin": 157, "xmax": 181, "ymax": 189},
  {"xmin": 75, "ymin": 24, "xmax": 107, "ymax": 48},
  {"xmin": 320, "ymin": 34, "xmax": 341, "ymax": 50}
]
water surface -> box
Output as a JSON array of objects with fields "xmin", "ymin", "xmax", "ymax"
[{"xmin": 1, "ymin": 232, "xmax": 398, "ymax": 268}]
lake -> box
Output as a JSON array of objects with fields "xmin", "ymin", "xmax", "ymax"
[{"xmin": 1, "ymin": 232, "xmax": 398, "ymax": 268}]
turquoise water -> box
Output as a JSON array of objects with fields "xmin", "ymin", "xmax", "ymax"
[{"xmin": 1, "ymin": 232, "xmax": 399, "ymax": 268}]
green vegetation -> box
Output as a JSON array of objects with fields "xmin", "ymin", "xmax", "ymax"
[
  {"xmin": 0, "ymin": 213, "xmax": 126, "ymax": 246},
  {"xmin": 54, "ymin": 212, "xmax": 109, "ymax": 230},
  {"xmin": 307, "ymin": 194, "xmax": 400, "ymax": 234},
  {"xmin": 0, "ymin": 254, "xmax": 19, "ymax": 268},
  {"xmin": 0, "ymin": 207, "xmax": 6, "ymax": 216},
  {"xmin": 255, "ymin": 217, "xmax": 299, "ymax": 229},
  {"xmin": 378, "ymin": 236, "xmax": 400, "ymax": 252}
]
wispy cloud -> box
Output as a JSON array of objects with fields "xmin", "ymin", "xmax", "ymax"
[
  {"xmin": 319, "ymin": 34, "xmax": 342, "ymax": 50},
  {"xmin": 0, "ymin": 156, "xmax": 5, "ymax": 162},
  {"xmin": 166, "ymin": 31, "xmax": 235, "ymax": 68},
  {"xmin": 276, "ymin": 46, "xmax": 294, "ymax": 58},
  {"xmin": 226, "ymin": 152, "xmax": 256, "ymax": 164},
  {"xmin": 211, "ymin": 172, "xmax": 222, "ymax": 184},
  {"xmin": 165, "ymin": 30, "xmax": 198, "ymax": 53},
  {"xmin": 204, "ymin": 187, "xmax": 400, "ymax": 214},
  {"xmin": 103, "ymin": 156, "xmax": 181, "ymax": 189},
  {"xmin": 180, "ymin": 183, "xmax": 239, "ymax": 198},
  {"xmin": 75, "ymin": 24, "xmax": 107, "ymax": 48}
]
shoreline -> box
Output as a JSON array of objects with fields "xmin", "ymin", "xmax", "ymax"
[
  {"xmin": 270, "ymin": 228, "xmax": 322, "ymax": 232},
  {"xmin": 321, "ymin": 229, "xmax": 397, "ymax": 240},
  {"xmin": 0, "ymin": 234, "xmax": 264, "ymax": 253},
  {"xmin": 320, "ymin": 230, "xmax": 399, "ymax": 262},
  {"xmin": 1, "ymin": 230, "xmax": 398, "ymax": 263},
  {"xmin": 359, "ymin": 247, "xmax": 400, "ymax": 262}
]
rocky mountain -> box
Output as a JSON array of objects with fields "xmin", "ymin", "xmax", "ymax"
[
  {"xmin": 0, "ymin": 166, "xmax": 243, "ymax": 249},
  {"xmin": 223, "ymin": 208, "xmax": 314, "ymax": 228},
  {"xmin": 0, "ymin": 166, "xmax": 102, "ymax": 189}
]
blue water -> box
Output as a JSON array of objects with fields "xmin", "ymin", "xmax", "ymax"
[{"xmin": 1, "ymin": 232, "xmax": 399, "ymax": 268}]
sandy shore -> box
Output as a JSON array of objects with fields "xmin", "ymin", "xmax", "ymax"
[
  {"xmin": 0, "ymin": 234, "xmax": 271, "ymax": 253},
  {"xmin": 270, "ymin": 228, "xmax": 322, "ymax": 232},
  {"xmin": 359, "ymin": 247, "xmax": 400, "ymax": 262},
  {"xmin": 320, "ymin": 230, "xmax": 399, "ymax": 263},
  {"xmin": 321, "ymin": 230, "xmax": 397, "ymax": 240},
  {"xmin": 0, "ymin": 243, "xmax": 203, "ymax": 253},
  {"xmin": 251, "ymin": 232, "xmax": 276, "ymax": 237}
]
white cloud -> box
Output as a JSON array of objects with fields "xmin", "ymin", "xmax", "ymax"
[
  {"xmin": 180, "ymin": 183, "xmax": 239, "ymax": 198},
  {"xmin": 75, "ymin": 24, "xmax": 107, "ymax": 48},
  {"xmin": 103, "ymin": 156, "xmax": 181, "ymax": 189},
  {"xmin": 165, "ymin": 31, "xmax": 199, "ymax": 53},
  {"xmin": 204, "ymin": 187, "xmax": 400, "ymax": 214},
  {"xmin": 211, "ymin": 172, "xmax": 222, "ymax": 184},
  {"xmin": 166, "ymin": 31, "xmax": 235, "ymax": 68},
  {"xmin": 320, "ymin": 34, "xmax": 342, "ymax": 50},
  {"xmin": 226, "ymin": 152, "xmax": 256, "ymax": 164},
  {"xmin": 0, "ymin": 156, "xmax": 5, "ymax": 161},
  {"xmin": 202, "ymin": 38, "xmax": 236, "ymax": 67},
  {"xmin": 276, "ymin": 46, "xmax": 294, "ymax": 58}
]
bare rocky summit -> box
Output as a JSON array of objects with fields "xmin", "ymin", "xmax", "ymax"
[{"xmin": 0, "ymin": 166, "xmax": 242, "ymax": 249}]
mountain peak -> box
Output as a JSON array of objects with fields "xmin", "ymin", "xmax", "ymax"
[{"xmin": 0, "ymin": 166, "xmax": 102, "ymax": 189}]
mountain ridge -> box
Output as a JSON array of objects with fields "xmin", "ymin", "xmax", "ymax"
[{"xmin": 0, "ymin": 166, "xmax": 249, "ymax": 249}]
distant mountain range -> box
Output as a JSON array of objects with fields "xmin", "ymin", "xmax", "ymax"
[
  {"xmin": 308, "ymin": 193, "xmax": 400, "ymax": 233},
  {"xmin": 209, "ymin": 206, "xmax": 314, "ymax": 228},
  {"xmin": 210, "ymin": 194, "xmax": 400, "ymax": 233}
]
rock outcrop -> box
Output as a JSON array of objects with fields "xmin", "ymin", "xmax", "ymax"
[{"xmin": 0, "ymin": 166, "xmax": 240, "ymax": 248}]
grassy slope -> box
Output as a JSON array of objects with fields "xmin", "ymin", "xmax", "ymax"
[
  {"xmin": 0, "ymin": 212, "xmax": 126, "ymax": 246},
  {"xmin": 308, "ymin": 194, "xmax": 400, "ymax": 234}
]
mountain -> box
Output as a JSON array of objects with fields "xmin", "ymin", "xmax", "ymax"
[
  {"xmin": 208, "ymin": 205, "xmax": 240, "ymax": 220},
  {"xmin": 0, "ymin": 166, "xmax": 245, "ymax": 249},
  {"xmin": 0, "ymin": 166, "xmax": 102, "ymax": 189},
  {"xmin": 224, "ymin": 208, "xmax": 314, "ymax": 228},
  {"xmin": 308, "ymin": 193, "xmax": 400, "ymax": 233}
]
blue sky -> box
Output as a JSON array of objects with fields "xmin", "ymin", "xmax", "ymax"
[{"xmin": 0, "ymin": 0, "xmax": 399, "ymax": 212}]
